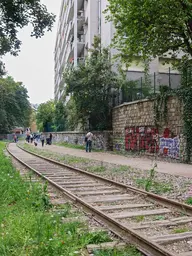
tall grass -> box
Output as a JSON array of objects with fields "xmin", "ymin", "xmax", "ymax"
[{"xmin": 0, "ymin": 142, "xmax": 112, "ymax": 255}]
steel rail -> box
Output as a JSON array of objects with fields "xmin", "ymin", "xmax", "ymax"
[
  {"xmin": 17, "ymin": 144, "xmax": 192, "ymax": 215},
  {"xmin": 6, "ymin": 144, "xmax": 187, "ymax": 256}
]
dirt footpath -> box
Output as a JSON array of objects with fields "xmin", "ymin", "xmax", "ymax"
[{"xmin": 29, "ymin": 143, "xmax": 192, "ymax": 178}]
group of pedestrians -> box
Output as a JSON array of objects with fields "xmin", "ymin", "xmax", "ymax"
[
  {"xmin": 25, "ymin": 128, "xmax": 53, "ymax": 147},
  {"xmin": 16, "ymin": 128, "xmax": 93, "ymax": 152},
  {"xmin": 26, "ymin": 130, "xmax": 38, "ymax": 144},
  {"xmin": 39, "ymin": 133, "xmax": 52, "ymax": 147},
  {"xmin": 26, "ymin": 133, "xmax": 35, "ymax": 143}
]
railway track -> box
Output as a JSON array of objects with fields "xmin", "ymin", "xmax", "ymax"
[{"xmin": 7, "ymin": 143, "xmax": 192, "ymax": 256}]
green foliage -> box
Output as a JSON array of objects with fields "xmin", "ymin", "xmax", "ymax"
[
  {"xmin": 135, "ymin": 164, "xmax": 172, "ymax": 194},
  {"xmin": 56, "ymin": 142, "xmax": 85, "ymax": 150},
  {"xmin": 36, "ymin": 100, "xmax": 55, "ymax": 132},
  {"xmin": 0, "ymin": 76, "xmax": 31, "ymax": 133},
  {"xmin": 106, "ymin": 0, "xmax": 192, "ymax": 65},
  {"xmin": 0, "ymin": 0, "xmax": 55, "ymax": 75},
  {"xmin": 60, "ymin": 155, "xmax": 88, "ymax": 165},
  {"xmin": 153, "ymin": 74, "xmax": 192, "ymax": 163},
  {"xmin": 173, "ymin": 227, "xmax": 190, "ymax": 233},
  {"xmin": 134, "ymin": 215, "xmax": 145, "ymax": 222},
  {"xmin": 154, "ymin": 215, "xmax": 165, "ymax": 221},
  {"xmin": 145, "ymin": 164, "xmax": 157, "ymax": 192},
  {"xmin": 154, "ymin": 86, "xmax": 170, "ymax": 127},
  {"xmin": 185, "ymin": 197, "xmax": 192, "ymax": 205},
  {"xmin": 65, "ymin": 98, "xmax": 80, "ymax": 131},
  {"xmin": 87, "ymin": 166, "xmax": 106, "ymax": 173},
  {"xmin": 112, "ymin": 165, "xmax": 129, "ymax": 172},
  {"xmin": 0, "ymin": 142, "xmax": 113, "ymax": 255},
  {"xmin": 81, "ymin": 231, "xmax": 112, "ymax": 245},
  {"xmin": 64, "ymin": 36, "xmax": 120, "ymax": 130},
  {"xmin": 177, "ymin": 88, "xmax": 192, "ymax": 162},
  {"xmin": 93, "ymin": 246, "xmax": 142, "ymax": 256},
  {"xmin": 136, "ymin": 178, "xmax": 172, "ymax": 194},
  {"xmin": 121, "ymin": 79, "xmax": 139, "ymax": 103},
  {"xmin": 54, "ymin": 101, "xmax": 68, "ymax": 131}
]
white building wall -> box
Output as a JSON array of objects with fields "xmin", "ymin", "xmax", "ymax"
[
  {"xmin": 87, "ymin": 1, "xmax": 99, "ymax": 49},
  {"xmin": 100, "ymin": 0, "xmax": 112, "ymax": 47},
  {"xmin": 54, "ymin": 0, "xmax": 181, "ymax": 100}
]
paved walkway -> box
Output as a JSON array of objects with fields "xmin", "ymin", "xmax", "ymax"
[{"xmin": 26, "ymin": 143, "xmax": 192, "ymax": 178}]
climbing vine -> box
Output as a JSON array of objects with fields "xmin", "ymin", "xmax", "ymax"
[
  {"xmin": 154, "ymin": 86, "xmax": 192, "ymax": 163},
  {"xmin": 177, "ymin": 88, "xmax": 192, "ymax": 163},
  {"xmin": 154, "ymin": 86, "xmax": 170, "ymax": 128}
]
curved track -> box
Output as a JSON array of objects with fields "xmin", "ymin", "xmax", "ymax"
[{"xmin": 7, "ymin": 143, "xmax": 192, "ymax": 256}]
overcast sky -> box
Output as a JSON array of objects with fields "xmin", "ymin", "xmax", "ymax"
[{"xmin": 3, "ymin": 0, "xmax": 61, "ymax": 104}]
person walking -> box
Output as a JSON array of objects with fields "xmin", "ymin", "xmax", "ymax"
[
  {"xmin": 40, "ymin": 133, "xmax": 45, "ymax": 147},
  {"xmin": 49, "ymin": 133, "xmax": 53, "ymax": 145},
  {"xmin": 13, "ymin": 134, "xmax": 17, "ymax": 143},
  {"xmin": 26, "ymin": 130, "xmax": 30, "ymax": 143},
  {"xmin": 46, "ymin": 134, "xmax": 50, "ymax": 145},
  {"xmin": 85, "ymin": 131, "xmax": 94, "ymax": 152},
  {"xmin": 30, "ymin": 134, "xmax": 34, "ymax": 143}
]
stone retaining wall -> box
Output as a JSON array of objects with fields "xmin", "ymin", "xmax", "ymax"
[
  {"xmin": 112, "ymin": 96, "xmax": 185, "ymax": 160},
  {"xmin": 46, "ymin": 131, "xmax": 113, "ymax": 151}
]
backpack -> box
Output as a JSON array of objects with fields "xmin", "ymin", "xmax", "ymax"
[{"xmin": 84, "ymin": 136, "xmax": 88, "ymax": 142}]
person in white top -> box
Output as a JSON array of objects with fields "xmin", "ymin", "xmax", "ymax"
[{"xmin": 85, "ymin": 131, "xmax": 93, "ymax": 152}]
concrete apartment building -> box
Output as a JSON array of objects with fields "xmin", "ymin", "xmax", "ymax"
[
  {"xmin": 54, "ymin": 0, "xmax": 180, "ymax": 101},
  {"xmin": 54, "ymin": 0, "xmax": 102, "ymax": 100}
]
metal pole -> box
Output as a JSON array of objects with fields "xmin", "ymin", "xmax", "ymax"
[
  {"xmin": 154, "ymin": 72, "xmax": 156, "ymax": 94},
  {"xmin": 141, "ymin": 77, "xmax": 143, "ymax": 99},
  {"xmin": 169, "ymin": 67, "xmax": 171, "ymax": 88}
]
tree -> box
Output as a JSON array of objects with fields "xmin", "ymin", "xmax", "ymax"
[
  {"xmin": 106, "ymin": 0, "xmax": 192, "ymax": 64},
  {"xmin": 36, "ymin": 100, "xmax": 55, "ymax": 132},
  {"xmin": 0, "ymin": 76, "xmax": 31, "ymax": 133},
  {"xmin": 65, "ymin": 98, "xmax": 81, "ymax": 131},
  {"xmin": 64, "ymin": 37, "xmax": 120, "ymax": 130},
  {"xmin": 54, "ymin": 101, "xmax": 68, "ymax": 131},
  {"xmin": 0, "ymin": 0, "xmax": 55, "ymax": 75}
]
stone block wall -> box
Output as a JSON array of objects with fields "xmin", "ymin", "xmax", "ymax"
[
  {"xmin": 46, "ymin": 131, "xmax": 113, "ymax": 151},
  {"xmin": 112, "ymin": 96, "xmax": 185, "ymax": 160}
]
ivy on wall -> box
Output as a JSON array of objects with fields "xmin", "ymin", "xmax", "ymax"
[
  {"xmin": 154, "ymin": 86, "xmax": 192, "ymax": 163},
  {"xmin": 177, "ymin": 88, "xmax": 192, "ymax": 163},
  {"xmin": 154, "ymin": 86, "xmax": 170, "ymax": 128}
]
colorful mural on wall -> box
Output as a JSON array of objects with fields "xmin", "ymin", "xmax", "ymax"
[
  {"xmin": 159, "ymin": 137, "xmax": 180, "ymax": 159},
  {"xmin": 125, "ymin": 126, "xmax": 159, "ymax": 153},
  {"xmin": 125, "ymin": 126, "xmax": 181, "ymax": 159}
]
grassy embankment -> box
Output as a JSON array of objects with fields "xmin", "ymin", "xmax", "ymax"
[{"xmin": 0, "ymin": 142, "xmax": 141, "ymax": 256}]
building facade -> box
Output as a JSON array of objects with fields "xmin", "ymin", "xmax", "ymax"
[
  {"xmin": 54, "ymin": 0, "xmax": 102, "ymax": 100},
  {"xmin": 54, "ymin": 0, "xmax": 181, "ymax": 101}
]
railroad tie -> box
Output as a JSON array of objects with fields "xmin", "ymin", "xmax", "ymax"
[
  {"xmin": 178, "ymin": 252, "xmax": 192, "ymax": 256},
  {"xmin": 150, "ymin": 231, "xmax": 192, "ymax": 245},
  {"xmin": 109, "ymin": 208, "xmax": 171, "ymax": 219},
  {"xmin": 97, "ymin": 203, "xmax": 153, "ymax": 211},
  {"xmin": 86, "ymin": 241, "xmax": 126, "ymax": 254},
  {"xmin": 86, "ymin": 195, "xmax": 136, "ymax": 203},
  {"xmin": 76, "ymin": 189, "xmax": 120, "ymax": 196}
]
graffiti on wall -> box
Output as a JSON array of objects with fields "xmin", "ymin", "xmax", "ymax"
[
  {"xmin": 159, "ymin": 128, "xmax": 180, "ymax": 159},
  {"xmin": 125, "ymin": 126, "xmax": 159, "ymax": 153},
  {"xmin": 125, "ymin": 126, "xmax": 181, "ymax": 159},
  {"xmin": 159, "ymin": 137, "xmax": 180, "ymax": 159}
]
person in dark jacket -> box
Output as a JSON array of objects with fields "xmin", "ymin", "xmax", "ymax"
[
  {"xmin": 49, "ymin": 133, "xmax": 53, "ymax": 145},
  {"xmin": 40, "ymin": 133, "xmax": 45, "ymax": 147}
]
